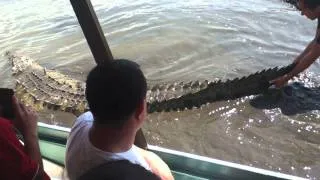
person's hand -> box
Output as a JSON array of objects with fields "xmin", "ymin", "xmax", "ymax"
[
  {"xmin": 270, "ymin": 75, "xmax": 290, "ymax": 88},
  {"xmin": 12, "ymin": 96, "xmax": 38, "ymax": 139}
]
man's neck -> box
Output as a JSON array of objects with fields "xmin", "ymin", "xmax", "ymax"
[{"xmin": 89, "ymin": 124, "xmax": 136, "ymax": 153}]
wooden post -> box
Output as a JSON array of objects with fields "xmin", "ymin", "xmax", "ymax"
[
  {"xmin": 70, "ymin": 0, "xmax": 113, "ymax": 64},
  {"xmin": 70, "ymin": 0, "xmax": 148, "ymax": 149}
]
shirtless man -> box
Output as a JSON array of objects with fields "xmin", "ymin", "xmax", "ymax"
[
  {"xmin": 66, "ymin": 60, "xmax": 173, "ymax": 180},
  {"xmin": 272, "ymin": 0, "xmax": 320, "ymax": 87}
]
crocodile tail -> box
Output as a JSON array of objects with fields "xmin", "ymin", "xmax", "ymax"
[{"xmin": 147, "ymin": 63, "xmax": 296, "ymax": 113}]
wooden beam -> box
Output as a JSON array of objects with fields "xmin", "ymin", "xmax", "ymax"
[{"xmin": 70, "ymin": 0, "xmax": 113, "ymax": 64}]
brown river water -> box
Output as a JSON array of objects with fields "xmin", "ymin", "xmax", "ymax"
[{"xmin": 0, "ymin": 0, "xmax": 319, "ymax": 179}]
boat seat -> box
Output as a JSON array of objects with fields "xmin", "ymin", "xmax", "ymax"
[{"xmin": 77, "ymin": 160, "xmax": 160, "ymax": 180}]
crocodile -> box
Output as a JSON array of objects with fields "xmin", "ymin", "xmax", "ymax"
[{"xmin": 5, "ymin": 51, "xmax": 296, "ymax": 116}]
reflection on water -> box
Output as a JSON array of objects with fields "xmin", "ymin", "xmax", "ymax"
[{"xmin": 0, "ymin": 0, "xmax": 319, "ymax": 179}]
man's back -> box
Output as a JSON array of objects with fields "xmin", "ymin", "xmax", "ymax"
[{"xmin": 65, "ymin": 112, "xmax": 150, "ymax": 180}]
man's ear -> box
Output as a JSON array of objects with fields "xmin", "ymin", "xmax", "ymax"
[{"xmin": 134, "ymin": 99, "xmax": 146, "ymax": 123}]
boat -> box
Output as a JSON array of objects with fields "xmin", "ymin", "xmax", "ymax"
[
  {"xmin": 36, "ymin": 0, "xmax": 307, "ymax": 179},
  {"xmin": 39, "ymin": 122, "xmax": 306, "ymax": 180}
]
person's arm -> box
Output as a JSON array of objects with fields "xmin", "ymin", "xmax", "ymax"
[
  {"xmin": 24, "ymin": 135, "xmax": 44, "ymax": 180},
  {"xmin": 293, "ymin": 39, "xmax": 315, "ymax": 64},
  {"xmin": 289, "ymin": 26, "xmax": 320, "ymax": 78},
  {"xmin": 272, "ymin": 43, "xmax": 320, "ymax": 87},
  {"xmin": 12, "ymin": 97, "xmax": 46, "ymax": 180},
  {"xmin": 287, "ymin": 44, "xmax": 320, "ymax": 77},
  {"xmin": 294, "ymin": 21, "xmax": 320, "ymax": 64},
  {"xmin": 135, "ymin": 146, "xmax": 174, "ymax": 180},
  {"xmin": 271, "ymin": 26, "xmax": 320, "ymax": 88}
]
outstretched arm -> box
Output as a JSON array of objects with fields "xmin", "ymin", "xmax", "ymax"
[
  {"xmin": 272, "ymin": 27, "xmax": 320, "ymax": 88},
  {"xmin": 287, "ymin": 43, "xmax": 320, "ymax": 77},
  {"xmin": 294, "ymin": 20, "xmax": 320, "ymax": 64},
  {"xmin": 135, "ymin": 146, "xmax": 174, "ymax": 180},
  {"xmin": 293, "ymin": 39, "xmax": 315, "ymax": 64},
  {"xmin": 272, "ymin": 43, "xmax": 320, "ymax": 87}
]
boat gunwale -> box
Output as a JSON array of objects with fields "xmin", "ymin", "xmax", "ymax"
[{"xmin": 38, "ymin": 122, "xmax": 307, "ymax": 180}]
